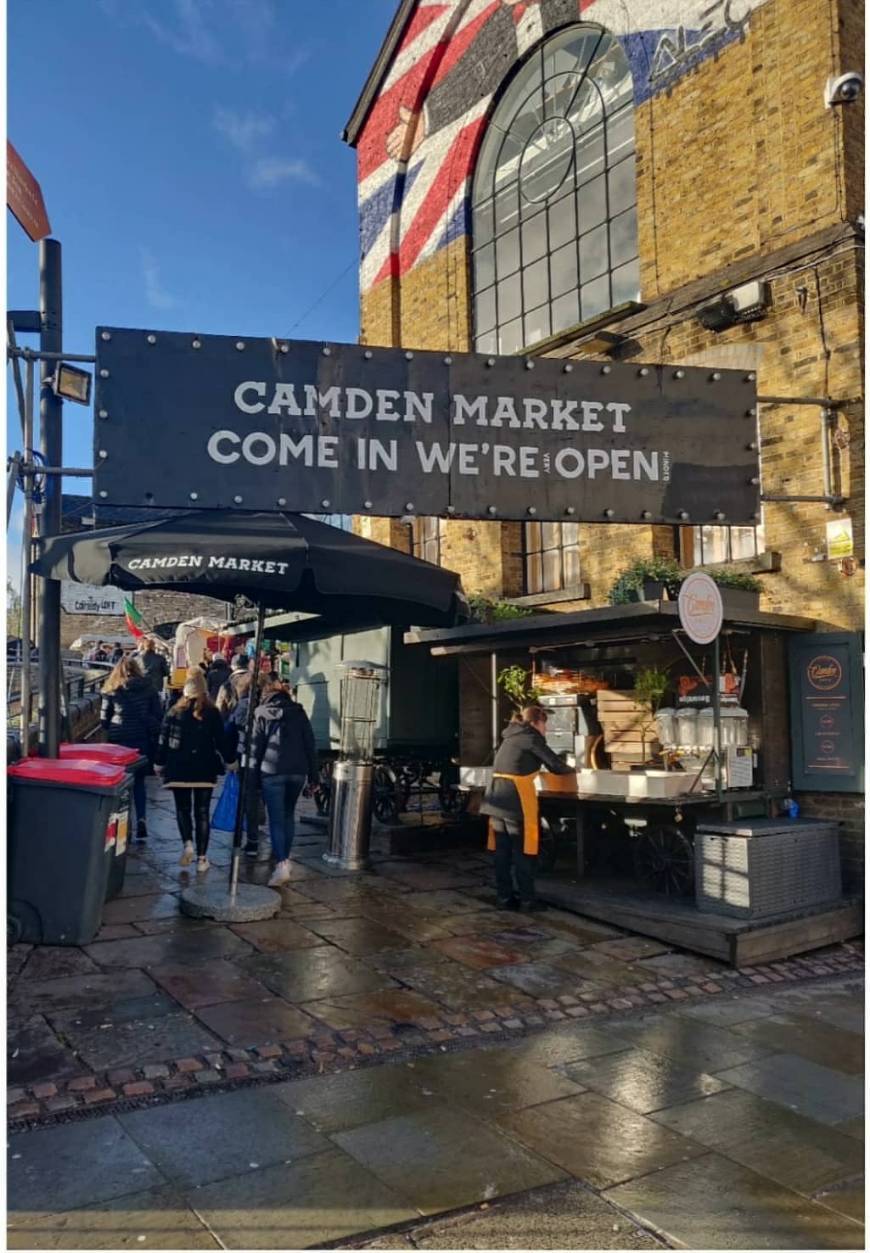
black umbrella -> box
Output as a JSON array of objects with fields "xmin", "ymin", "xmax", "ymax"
[{"xmin": 32, "ymin": 511, "xmax": 467, "ymax": 919}]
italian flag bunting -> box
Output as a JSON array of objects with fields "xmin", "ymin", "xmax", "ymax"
[{"xmin": 124, "ymin": 599, "xmax": 145, "ymax": 639}]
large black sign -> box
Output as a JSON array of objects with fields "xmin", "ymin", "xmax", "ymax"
[
  {"xmin": 788, "ymin": 632, "xmax": 864, "ymax": 794},
  {"xmin": 93, "ymin": 328, "xmax": 760, "ymax": 523}
]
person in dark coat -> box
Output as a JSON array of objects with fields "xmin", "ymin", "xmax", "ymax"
[
  {"xmin": 251, "ymin": 680, "xmax": 318, "ymax": 886},
  {"xmin": 154, "ymin": 671, "xmax": 232, "ymax": 871},
  {"xmin": 110, "ymin": 643, "xmax": 125, "ymax": 665},
  {"xmin": 138, "ymin": 637, "xmax": 170, "ymax": 695},
  {"xmin": 479, "ymin": 705, "xmax": 572, "ymax": 911},
  {"xmin": 101, "ymin": 656, "xmax": 163, "ymax": 840},
  {"xmin": 205, "ymin": 653, "xmax": 231, "ymax": 701},
  {"xmin": 225, "ymin": 674, "xmax": 265, "ymax": 860}
]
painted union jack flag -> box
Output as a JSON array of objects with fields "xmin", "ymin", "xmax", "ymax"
[{"xmin": 357, "ymin": 0, "xmax": 768, "ymax": 293}]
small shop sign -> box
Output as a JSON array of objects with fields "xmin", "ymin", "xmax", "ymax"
[
  {"xmin": 678, "ymin": 572, "xmax": 723, "ymax": 645},
  {"xmin": 826, "ymin": 517, "xmax": 853, "ymax": 560},
  {"xmin": 93, "ymin": 328, "xmax": 760, "ymax": 524},
  {"xmin": 60, "ymin": 582, "xmax": 126, "ymax": 616},
  {"xmin": 788, "ymin": 632, "xmax": 864, "ymax": 793}
]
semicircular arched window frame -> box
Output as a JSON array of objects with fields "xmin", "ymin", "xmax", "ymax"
[{"xmin": 471, "ymin": 25, "xmax": 639, "ymax": 355}]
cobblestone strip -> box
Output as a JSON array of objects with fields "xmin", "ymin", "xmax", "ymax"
[{"xmin": 7, "ymin": 944, "xmax": 863, "ymax": 1130}]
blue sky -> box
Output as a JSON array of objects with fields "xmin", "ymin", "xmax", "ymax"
[{"xmin": 7, "ymin": 0, "xmax": 396, "ymax": 567}]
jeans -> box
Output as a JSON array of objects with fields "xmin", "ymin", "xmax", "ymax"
[
  {"xmin": 172, "ymin": 787, "xmax": 214, "ymax": 856},
  {"xmin": 132, "ymin": 770, "xmax": 147, "ymax": 825},
  {"xmin": 492, "ymin": 818, "xmax": 537, "ymax": 904},
  {"xmin": 240, "ymin": 767, "xmax": 263, "ymax": 847},
  {"xmin": 261, "ymin": 773, "xmax": 305, "ymax": 861}
]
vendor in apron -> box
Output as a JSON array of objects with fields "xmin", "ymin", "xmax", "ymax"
[{"xmin": 480, "ymin": 705, "xmax": 573, "ymax": 912}]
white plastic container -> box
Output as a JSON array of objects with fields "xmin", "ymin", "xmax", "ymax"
[
  {"xmin": 626, "ymin": 769, "xmax": 704, "ymax": 798},
  {"xmin": 459, "ymin": 766, "xmax": 492, "ymax": 790},
  {"xmin": 571, "ymin": 769, "xmax": 630, "ymax": 796}
]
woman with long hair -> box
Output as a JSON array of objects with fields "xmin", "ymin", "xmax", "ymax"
[
  {"xmin": 226, "ymin": 673, "xmax": 264, "ymax": 860},
  {"xmin": 101, "ymin": 655, "xmax": 162, "ymax": 840},
  {"xmin": 154, "ymin": 670, "xmax": 231, "ymax": 871}
]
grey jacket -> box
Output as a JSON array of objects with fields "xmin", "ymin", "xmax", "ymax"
[{"xmin": 479, "ymin": 722, "xmax": 572, "ymax": 823}]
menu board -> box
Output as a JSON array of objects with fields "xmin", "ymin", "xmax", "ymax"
[{"xmin": 788, "ymin": 633, "xmax": 864, "ymax": 793}]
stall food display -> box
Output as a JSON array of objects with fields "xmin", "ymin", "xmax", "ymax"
[{"xmin": 409, "ymin": 599, "xmax": 862, "ymax": 965}]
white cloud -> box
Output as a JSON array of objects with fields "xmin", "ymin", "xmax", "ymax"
[
  {"xmin": 141, "ymin": 250, "xmax": 177, "ymax": 311},
  {"xmin": 213, "ymin": 106, "xmax": 275, "ymax": 154},
  {"xmin": 248, "ymin": 157, "xmax": 320, "ymax": 190},
  {"xmin": 140, "ymin": 0, "xmax": 224, "ymax": 65}
]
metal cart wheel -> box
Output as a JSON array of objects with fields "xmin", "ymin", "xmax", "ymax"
[
  {"xmin": 314, "ymin": 759, "xmax": 333, "ymax": 816},
  {"xmin": 632, "ymin": 823, "xmax": 695, "ymax": 896},
  {"xmin": 437, "ymin": 760, "xmax": 469, "ymax": 817},
  {"xmin": 372, "ymin": 764, "xmax": 402, "ymax": 823}
]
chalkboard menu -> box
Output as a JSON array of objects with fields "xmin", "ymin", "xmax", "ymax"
[{"xmin": 788, "ymin": 632, "xmax": 864, "ymax": 793}]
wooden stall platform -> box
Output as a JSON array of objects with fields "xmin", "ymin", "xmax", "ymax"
[{"xmin": 538, "ymin": 873, "xmax": 863, "ymax": 967}]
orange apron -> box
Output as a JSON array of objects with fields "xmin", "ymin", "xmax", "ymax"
[{"xmin": 486, "ymin": 772, "xmax": 540, "ymax": 856}]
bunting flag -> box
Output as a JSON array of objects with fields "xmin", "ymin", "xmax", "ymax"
[{"xmin": 123, "ymin": 599, "xmax": 145, "ymax": 639}]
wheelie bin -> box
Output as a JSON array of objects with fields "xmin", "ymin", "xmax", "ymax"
[
  {"xmin": 7, "ymin": 758, "xmax": 131, "ymax": 945},
  {"xmin": 57, "ymin": 743, "xmax": 148, "ymax": 899}
]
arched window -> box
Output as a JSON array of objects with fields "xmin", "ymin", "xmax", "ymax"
[{"xmin": 471, "ymin": 25, "xmax": 638, "ymax": 355}]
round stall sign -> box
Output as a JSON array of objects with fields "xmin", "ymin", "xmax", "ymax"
[{"xmin": 678, "ymin": 572, "xmax": 723, "ymax": 645}]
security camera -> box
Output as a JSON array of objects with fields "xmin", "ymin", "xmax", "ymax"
[{"xmin": 825, "ymin": 72, "xmax": 863, "ymax": 107}]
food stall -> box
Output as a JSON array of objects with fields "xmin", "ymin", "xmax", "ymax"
[{"xmin": 406, "ymin": 598, "xmax": 862, "ymax": 965}]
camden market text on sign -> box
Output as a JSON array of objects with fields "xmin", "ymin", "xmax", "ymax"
[{"xmin": 93, "ymin": 328, "xmax": 760, "ymax": 525}]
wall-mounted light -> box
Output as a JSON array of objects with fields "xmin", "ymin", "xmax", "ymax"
[
  {"xmin": 52, "ymin": 363, "xmax": 92, "ymax": 405},
  {"xmin": 697, "ymin": 281, "xmax": 772, "ymax": 332}
]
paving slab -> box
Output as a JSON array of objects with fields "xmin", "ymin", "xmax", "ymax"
[
  {"xmin": 499, "ymin": 1091, "xmax": 704, "ymax": 1189},
  {"xmin": 334, "ymin": 1106, "xmax": 565, "ymax": 1214},
  {"xmin": 537, "ymin": 911, "xmax": 626, "ymax": 944},
  {"xmin": 729, "ymin": 1013, "xmax": 865, "ymax": 1074},
  {"xmin": 276, "ymin": 1062, "xmax": 440, "ymax": 1133},
  {"xmin": 7, "ymin": 1118, "xmax": 164, "ymax": 1213},
  {"xmin": 15, "ymin": 947, "xmax": 102, "ymax": 981},
  {"xmin": 406, "ymin": 1045, "xmax": 584, "ymax": 1116},
  {"xmin": 299, "ymin": 988, "xmax": 443, "ymax": 1031},
  {"xmin": 715, "ymin": 1053, "xmax": 865, "ymax": 1126},
  {"xmin": 548, "ymin": 949, "xmax": 649, "ymax": 988},
  {"xmin": 608, "ymin": 1013, "xmax": 775, "ymax": 1071},
  {"xmin": 120, "ymin": 1087, "xmax": 328, "ymax": 1187},
  {"xmin": 393, "ymin": 890, "xmax": 482, "ymax": 916},
  {"xmin": 51, "ymin": 1009, "xmax": 222, "ymax": 1070},
  {"xmin": 431, "ymin": 935, "xmax": 532, "ymax": 969},
  {"xmin": 7, "ymin": 1186, "xmax": 220, "ymax": 1250},
  {"xmin": 187, "ymin": 1147, "xmax": 417, "ymax": 1249},
  {"xmin": 8, "ymin": 1015, "xmax": 87, "ymax": 1087},
  {"xmin": 226, "ymin": 918, "xmax": 326, "ymax": 953},
  {"xmin": 359, "ymin": 908, "xmax": 452, "ymax": 943},
  {"xmin": 489, "ymin": 961, "xmax": 587, "ymax": 999},
  {"xmin": 652, "ymin": 1087, "xmax": 864, "ymax": 1195},
  {"xmin": 194, "ymin": 996, "xmax": 316, "ymax": 1046},
  {"xmin": 236, "ymin": 947, "xmax": 397, "ymax": 1001},
  {"xmin": 360, "ymin": 945, "xmax": 454, "ymax": 975},
  {"xmin": 563, "ymin": 1046, "xmax": 731, "ymax": 1114},
  {"xmin": 815, "ymin": 1183, "xmax": 866, "ymax": 1224},
  {"xmin": 835, "ymin": 1117, "xmax": 865, "ymax": 1141},
  {"xmin": 604, "ymin": 1151, "xmax": 865, "ymax": 1249},
  {"xmin": 397, "ymin": 963, "xmax": 527, "ymax": 1012},
  {"xmin": 101, "ymin": 893, "xmax": 183, "ymax": 926},
  {"xmin": 509, "ymin": 1024, "xmax": 634, "ymax": 1068},
  {"xmin": 83, "ymin": 928, "xmax": 253, "ymax": 968},
  {"xmin": 7, "ymin": 944, "xmax": 33, "ymax": 982},
  {"xmin": 637, "ymin": 951, "xmax": 724, "ymax": 978},
  {"xmin": 148, "ymin": 961, "xmax": 275, "ymax": 1009},
  {"xmin": 587, "ymin": 938, "xmax": 672, "ymax": 962},
  {"xmin": 304, "ymin": 918, "xmax": 415, "ymax": 955},
  {"xmin": 677, "ymin": 995, "xmax": 780, "ymax": 1026},
  {"xmin": 375, "ymin": 1178, "xmax": 664, "ymax": 1250},
  {"xmin": 50, "ymin": 990, "xmax": 179, "ymax": 1030},
  {"xmin": 8, "ymin": 970, "xmax": 159, "ymax": 1018}
]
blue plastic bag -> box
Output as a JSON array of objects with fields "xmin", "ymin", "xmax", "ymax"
[{"xmin": 212, "ymin": 770, "xmax": 243, "ymax": 832}]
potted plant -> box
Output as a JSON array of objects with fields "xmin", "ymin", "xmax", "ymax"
[
  {"xmin": 607, "ymin": 558, "xmax": 682, "ymax": 605},
  {"xmin": 634, "ymin": 665, "xmax": 670, "ymax": 761},
  {"xmin": 706, "ymin": 569, "xmax": 762, "ymax": 612},
  {"xmin": 496, "ymin": 664, "xmax": 542, "ymax": 712}
]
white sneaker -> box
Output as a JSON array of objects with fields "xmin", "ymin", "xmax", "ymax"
[
  {"xmin": 196, "ymin": 856, "xmax": 210, "ymax": 873},
  {"xmin": 268, "ymin": 860, "xmax": 290, "ymax": 886},
  {"xmin": 179, "ymin": 842, "xmax": 195, "ymax": 866}
]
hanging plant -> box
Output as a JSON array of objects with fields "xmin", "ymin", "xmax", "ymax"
[{"xmin": 497, "ymin": 664, "xmax": 542, "ymax": 711}]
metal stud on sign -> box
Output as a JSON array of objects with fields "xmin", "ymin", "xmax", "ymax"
[
  {"xmin": 190, "ymin": 492, "xmax": 198, "ymax": 501},
  {"xmin": 277, "ymin": 497, "xmax": 286, "ymax": 506},
  {"xmin": 604, "ymin": 508, "xmax": 614, "ymax": 518},
  {"xmin": 100, "ymin": 331, "xmax": 111, "ymax": 342},
  {"xmin": 363, "ymin": 350, "xmax": 373, "ymax": 360},
  {"xmin": 98, "ymin": 409, "xmax": 108, "ymax": 420},
  {"xmin": 235, "ymin": 342, "xmax": 245, "ymax": 351},
  {"xmin": 192, "ymin": 339, "xmax": 202, "ymax": 350},
  {"xmin": 601, "ymin": 365, "xmax": 611, "ymax": 375},
  {"xmin": 99, "ymin": 369, "xmax": 110, "ymax": 378},
  {"xmin": 146, "ymin": 334, "xmax": 156, "ymax": 345},
  {"xmin": 321, "ymin": 500, "xmax": 330, "ymax": 509},
  {"xmin": 233, "ymin": 495, "xmax": 243, "ymax": 504},
  {"xmin": 98, "ymin": 450, "xmax": 108, "ymax": 459},
  {"xmin": 563, "ymin": 363, "xmax": 573, "ymax": 373}
]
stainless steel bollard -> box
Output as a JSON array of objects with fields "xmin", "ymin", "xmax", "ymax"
[{"xmin": 323, "ymin": 760, "xmax": 373, "ymax": 870}]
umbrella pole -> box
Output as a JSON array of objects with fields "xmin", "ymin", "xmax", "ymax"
[{"xmin": 228, "ymin": 601, "xmax": 266, "ymax": 898}]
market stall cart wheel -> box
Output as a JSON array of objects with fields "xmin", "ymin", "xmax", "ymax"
[
  {"xmin": 632, "ymin": 823, "xmax": 695, "ymax": 896},
  {"xmin": 438, "ymin": 760, "xmax": 469, "ymax": 817},
  {"xmin": 372, "ymin": 764, "xmax": 402, "ymax": 823},
  {"xmin": 314, "ymin": 758, "xmax": 333, "ymax": 816}
]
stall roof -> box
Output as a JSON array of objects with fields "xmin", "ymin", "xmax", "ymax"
[{"xmin": 404, "ymin": 600, "xmax": 818, "ymax": 656}]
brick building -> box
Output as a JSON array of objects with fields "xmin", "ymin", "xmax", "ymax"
[{"xmin": 343, "ymin": 0, "xmax": 864, "ymax": 877}]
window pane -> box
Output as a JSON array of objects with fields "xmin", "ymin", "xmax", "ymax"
[
  {"xmin": 524, "ymin": 303, "xmax": 551, "ymax": 346},
  {"xmin": 575, "ymin": 123, "xmax": 605, "ymax": 185},
  {"xmin": 526, "ymin": 521, "xmax": 542, "ymax": 551},
  {"xmin": 509, "ymin": 84, "xmax": 544, "ymax": 146},
  {"xmin": 526, "ymin": 552, "xmax": 543, "ymax": 594},
  {"xmin": 473, "ymin": 200, "xmax": 493, "ymax": 248},
  {"xmin": 494, "ymin": 132, "xmax": 524, "ymax": 189},
  {"xmin": 551, "ymin": 290, "xmax": 579, "ymax": 333},
  {"xmin": 496, "ymin": 228, "xmax": 520, "ymax": 278},
  {"xmin": 521, "ymin": 211, "xmax": 547, "ymax": 264},
  {"xmin": 591, "ymin": 41, "xmax": 633, "ymax": 112},
  {"xmin": 498, "ymin": 271, "xmax": 522, "ymax": 323},
  {"xmin": 609, "ymin": 208, "xmax": 637, "ymax": 267},
  {"xmin": 474, "ymin": 242, "xmax": 495, "ymax": 289},
  {"xmin": 499, "ymin": 317, "xmax": 523, "ymax": 355},
  {"xmin": 580, "ymin": 273, "xmax": 610, "ymax": 320},
  {"xmin": 579, "ymin": 223, "xmax": 608, "ymax": 280},
  {"xmin": 577, "ymin": 174, "xmax": 606, "ymax": 232},
  {"xmin": 608, "ymin": 156, "xmax": 636, "ymax": 216},
  {"xmin": 475, "ymin": 286, "xmax": 496, "ymax": 334},
  {"xmin": 523, "ymin": 257, "xmax": 549, "ymax": 309},
  {"xmin": 544, "ymin": 71, "xmax": 579, "ymax": 119},
  {"xmin": 550, "ymin": 241, "xmax": 578, "ymax": 297},
  {"xmin": 542, "ymin": 521, "xmax": 561, "ymax": 549},
  {"xmin": 542, "ymin": 547, "xmax": 562, "ymax": 590},
  {"xmin": 607, "ymin": 104, "xmax": 635, "ymax": 160},
  {"xmin": 729, "ymin": 527, "xmax": 758, "ymax": 560},
  {"xmin": 562, "ymin": 521, "xmax": 580, "ymax": 546},
  {"xmin": 611, "ymin": 258, "xmax": 640, "ymax": 306},
  {"xmin": 548, "ymin": 190, "xmax": 575, "ymax": 249},
  {"xmin": 495, "ymin": 186, "xmax": 519, "ymax": 235},
  {"xmin": 476, "ymin": 329, "xmax": 498, "ymax": 354},
  {"xmin": 564, "ymin": 546, "xmax": 582, "ymax": 584}
]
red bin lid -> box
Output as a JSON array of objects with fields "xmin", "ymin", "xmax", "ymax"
[
  {"xmin": 59, "ymin": 743, "xmax": 141, "ymax": 767},
  {"xmin": 8, "ymin": 757, "xmax": 127, "ymax": 789}
]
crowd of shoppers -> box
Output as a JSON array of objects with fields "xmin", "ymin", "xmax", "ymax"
[{"xmin": 100, "ymin": 641, "xmax": 317, "ymax": 881}]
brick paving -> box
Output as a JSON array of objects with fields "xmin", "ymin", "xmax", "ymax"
[{"xmin": 7, "ymin": 779, "xmax": 864, "ymax": 1129}]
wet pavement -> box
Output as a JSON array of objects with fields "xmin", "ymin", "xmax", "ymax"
[{"xmin": 6, "ymin": 778, "xmax": 866, "ymax": 1248}]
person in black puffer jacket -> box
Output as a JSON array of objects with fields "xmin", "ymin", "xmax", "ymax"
[
  {"xmin": 205, "ymin": 654, "xmax": 231, "ymax": 701},
  {"xmin": 479, "ymin": 705, "xmax": 572, "ymax": 911},
  {"xmin": 101, "ymin": 657, "xmax": 163, "ymax": 840},
  {"xmin": 155, "ymin": 670, "xmax": 232, "ymax": 872},
  {"xmin": 251, "ymin": 680, "xmax": 318, "ymax": 886}
]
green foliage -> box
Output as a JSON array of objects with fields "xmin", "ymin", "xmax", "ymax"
[
  {"xmin": 468, "ymin": 594, "xmax": 534, "ymax": 623},
  {"xmin": 707, "ymin": 569, "xmax": 762, "ymax": 592},
  {"xmin": 607, "ymin": 557, "xmax": 682, "ymax": 605},
  {"xmin": 497, "ymin": 664, "xmax": 542, "ymax": 710},
  {"xmin": 635, "ymin": 665, "xmax": 670, "ymax": 714}
]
